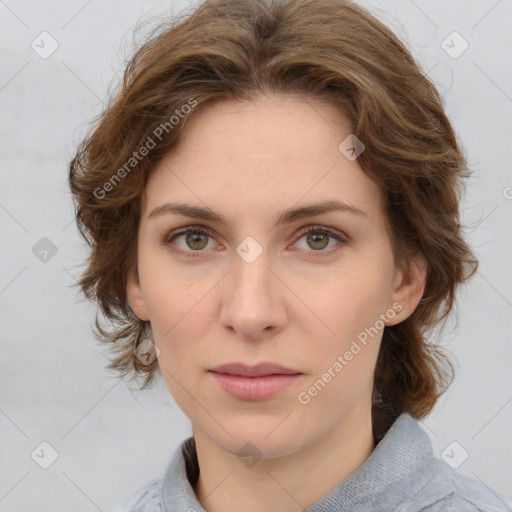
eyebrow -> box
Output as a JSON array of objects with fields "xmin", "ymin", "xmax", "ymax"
[{"xmin": 147, "ymin": 200, "xmax": 368, "ymax": 227}]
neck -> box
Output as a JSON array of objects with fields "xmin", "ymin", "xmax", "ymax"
[{"xmin": 192, "ymin": 408, "xmax": 375, "ymax": 512}]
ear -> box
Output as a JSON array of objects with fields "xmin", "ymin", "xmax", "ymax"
[
  {"xmin": 386, "ymin": 251, "xmax": 428, "ymax": 327},
  {"xmin": 126, "ymin": 263, "xmax": 150, "ymax": 321}
]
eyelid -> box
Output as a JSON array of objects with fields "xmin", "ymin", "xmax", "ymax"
[
  {"xmin": 297, "ymin": 225, "xmax": 349, "ymax": 243},
  {"xmin": 163, "ymin": 225, "xmax": 216, "ymax": 245}
]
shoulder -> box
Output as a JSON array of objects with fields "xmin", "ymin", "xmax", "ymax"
[
  {"xmin": 371, "ymin": 414, "xmax": 511, "ymax": 512},
  {"xmin": 397, "ymin": 457, "xmax": 512, "ymax": 512},
  {"xmin": 420, "ymin": 494, "xmax": 511, "ymax": 512},
  {"xmin": 107, "ymin": 479, "xmax": 162, "ymax": 512}
]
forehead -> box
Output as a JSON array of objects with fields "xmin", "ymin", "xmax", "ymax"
[{"xmin": 142, "ymin": 94, "xmax": 383, "ymax": 223}]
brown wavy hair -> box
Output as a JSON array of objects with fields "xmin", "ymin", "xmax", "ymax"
[{"xmin": 68, "ymin": 0, "xmax": 478, "ymax": 438}]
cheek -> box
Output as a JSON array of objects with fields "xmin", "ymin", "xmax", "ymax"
[
  {"xmin": 135, "ymin": 249, "xmax": 198, "ymax": 368},
  {"xmin": 297, "ymin": 271, "xmax": 390, "ymax": 411},
  {"xmin": 301, "ymin": 251, "xmax": 394, "ymax": 389},
  {"xmin": 318, "ymin": 261, "xmax": 393, "ymax": 338},
  {"xmin": 137, "ymin": 241, "xmax": 207, "ymax": 327}
]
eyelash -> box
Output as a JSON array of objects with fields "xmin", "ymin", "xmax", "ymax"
[{"xmin": 162, "ymin": 225, "xmax": 348, "ymax": 259}]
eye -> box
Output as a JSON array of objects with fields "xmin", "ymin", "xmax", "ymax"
[
  {"xmin": 163, "ymin": 226, "xmax": 217, "ymax": 257},
  {"xmin": 163, "ymin": 225, "xmax": 347, "ymax": 258},
  {"xmin": 293, "ymin": 226, "xmax": 347, "ymax": 255}
]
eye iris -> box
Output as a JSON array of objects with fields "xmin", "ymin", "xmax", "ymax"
[
  {"xmin": 186, "ymin": 232, "xmax": 208, "ymax": 250},
  {"xmin": 307, "ymin": 232, "xmax": 329, "ymax": 250}
]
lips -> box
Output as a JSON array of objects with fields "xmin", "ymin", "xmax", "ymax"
[
  {"xmin": 208, "ymin": 362, "xmax": 302, "ymax": 377},
  {"xmin": 208, "ymin": 362, "xmax": 303, "ymax": 400}
]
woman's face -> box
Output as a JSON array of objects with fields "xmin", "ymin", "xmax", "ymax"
[{"xmin": 127, "ymin": 93, "xmax": 425, "ymax": 458}]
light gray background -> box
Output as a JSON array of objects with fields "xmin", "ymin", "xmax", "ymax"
[{"xmin": 1, "ymin": 0, "xmax": 511, "ymax": 510}]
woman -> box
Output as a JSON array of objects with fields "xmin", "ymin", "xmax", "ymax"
[{"xmin": 68, "ymin": 0, "xmax": 511, "ymax": 510}]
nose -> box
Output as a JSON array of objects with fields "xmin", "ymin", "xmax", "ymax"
[{"xmin": 219, "ymin": 247, "xmax": 288, "ymax": 340}]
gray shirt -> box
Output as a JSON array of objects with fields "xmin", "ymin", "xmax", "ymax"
[{"xmin": 109, "ymin": 413, "xmax": 512, "ymax": 511}]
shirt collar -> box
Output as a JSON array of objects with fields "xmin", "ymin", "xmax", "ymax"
[{"xmin": 160, "ymin": 413, "xmax": 432, "ymax": 511}]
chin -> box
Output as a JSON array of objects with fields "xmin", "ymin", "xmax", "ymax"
[{"xmin": 203, "ymin": 416, "xmax": 309, "ymax": 461}]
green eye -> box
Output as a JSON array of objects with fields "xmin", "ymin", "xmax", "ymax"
[{"xmin": 164, "ymin": 225, "xmax": 347, "ymax": 258}]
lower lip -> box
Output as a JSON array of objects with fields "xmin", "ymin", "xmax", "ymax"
[{"xmin": 208, "ymin": 372, "xmax": 303, "ymax": 400}]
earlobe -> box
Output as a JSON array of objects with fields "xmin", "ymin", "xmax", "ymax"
[
  {"xmin": 126, "ymin": 265, "xmax": 150, "ymax": 321},
  {"xmin": 386, "ymin": 252, "xmax": 428, "ymax": 327}
]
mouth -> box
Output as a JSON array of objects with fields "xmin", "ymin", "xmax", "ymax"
[
  {"xmin": 208, "ymin": 362, "xmax": 303, "ymax": 400},
  {"xmin": 208, "ymin": 361, "xmax": 302, "ymax": 377}
]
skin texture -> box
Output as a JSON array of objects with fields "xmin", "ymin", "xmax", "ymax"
[{"xmin": 126, "ymin": 93, "xmax": 427, "ymax": 512}]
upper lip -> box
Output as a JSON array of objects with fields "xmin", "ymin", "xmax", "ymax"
[{"xmin": 209, "ymin": 362, "xmax": 302, "ymax": 377}]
